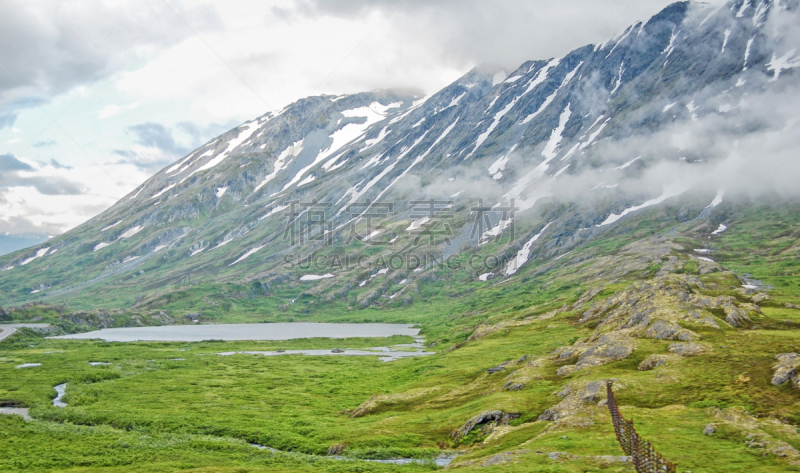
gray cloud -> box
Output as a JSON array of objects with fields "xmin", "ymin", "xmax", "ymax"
[
  {"xmin": 0, "ymin": 154, "xmax": 85, "ymax": 195},
  {"xmin": 0, "ymin": 174, "xmax": 86, "ymax": 196},
  {"xmin": 113, "ymin": 119, "xmax": 239, "ymax": 172},
  {"xmin": 176, "ymin": 119, "xmax": 240, "ymax": 145},
  {"xmin": 32, "ymin": 140, "xmax": 57, "ymax": 148},
  {"xmin": 0, "ymin": 110, "xmax": 17, "ymax": 130},
  {"xmin": 0, "ymin": 215, "xmax": 63, "ymax": 236},
  {"xmin": 278, "ymin": 0, "xmax": 712, "ymax": 71},
  {"xmin": 128, "ymin": 122, "xmax": 188, "ymax": 156},
  {"xmin": 46, "ymin": 159, "xmax": 72, "ymax": 170},
  {"xmin": 0, "ymin": 1, "xmax": 222, "ymax": 116},
  {"xmin": 0, "ymin": 154, "xmax": 34, "ymax": 172}
]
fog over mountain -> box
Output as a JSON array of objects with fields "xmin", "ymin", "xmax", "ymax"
[{"xmin": 0, "ymin": 0, "xmax": 798, "ymax": 306}]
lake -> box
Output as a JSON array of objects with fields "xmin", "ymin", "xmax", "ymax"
[{"xmin": 50, "ymin": 323, "xmax": 421, "ymax": 342}]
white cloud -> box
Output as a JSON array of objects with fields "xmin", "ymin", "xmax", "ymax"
[
  {"xmin": 0, "ymin": 159, "xmax": 148, "ymax": 234},
  {"xmin": 98, "ymin": 102, "xmax": 140, "ymax": 119},
  {"xmin": 0, "ymin": 0, "xmax": 714, "ymax": 236}
]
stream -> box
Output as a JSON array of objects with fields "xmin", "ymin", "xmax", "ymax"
[
  {"xmin": 10, "ymin": 384, "xmax": 455, "ymax": 467},
  {"xmin": 249, "ymin": 443, "xmax": 456, "ymax": 466},
  {"xmin": 52, "ymin": 383, "xmax": 67, "ymax": 407}
]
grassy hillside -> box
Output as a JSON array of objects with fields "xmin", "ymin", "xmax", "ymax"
[{"xmin": 1, "ymin": 201, "xmax": 799, "ymax": 472}]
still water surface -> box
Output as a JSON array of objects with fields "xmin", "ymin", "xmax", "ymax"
[{"xmin": 51, "ymin": 323, "xmax": 420, "ymax": 342}]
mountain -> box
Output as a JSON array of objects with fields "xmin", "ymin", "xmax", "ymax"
[
  {"xmin": 4, "ymin": 1, "xmax": 800, "ymax": 471},
  {"xmin": 0, "ymin": 233, "xmax": 50, "ymax": 257},
  {"xmin": 0, "ymin": 0, "xmax": 797, "ymax": 314}
]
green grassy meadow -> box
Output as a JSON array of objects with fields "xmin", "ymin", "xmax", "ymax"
[{"xmin": 2, "ymin": 201, "xmax": 800, "ymax": 472}]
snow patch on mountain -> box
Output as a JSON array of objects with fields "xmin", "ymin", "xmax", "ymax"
[
  {"xmin": 505, "ymin": 222, "xmax": 554, "ymax": 276},
  {"xmin": 229, "ymin": 245, "xmax": 266, "ymax": 266},
  {"xmin": 150, "ymin": 183, "xmax": 176, "ymax": 200},
  {"xmin": 20, "ymin": 247, "xmax": 50, "ymax": 266},
  {"xmin": 259, "ymin": 204, "xmax": 289, "ymax": 222},
  {"xmin": 362, "ymin": 127, "xmax": 391, "ymax": 151},
  {"xmin": 521, "ymin": 61, "xmax": 581, "ymax": 125},
  {"xmin": 612, "ymin": 157, "xmax": 641, "ymax": 170},
  {"xmin": 522, "ymin": 58, "xmax": 561, "ymax": 96},
  {"xmin": 722, "ymin": 29, "xmax": 731, "ymax": 53},
  {"xmin": 578, "ymin": 117, "xmax": 610, "ymax": 151},
  {"xmin": 488, "ymin": 144, "xmax": 516, "ymax": 179},
  {"xmin": 743, "ymin": 36, "xmax": 755, "ymax": 70},
  {"xmin": 706, "ymin": 190, "xmax": 725, "ymax": 208},
  {"xmin": 184, "ymin": 122, "xmax": 260, "ymax": 180},
  {"xmin": 767, "ymin": 50, "xmax": 799, "ymax": 80},
  {"xmin": 300, "ymin": 274, "xmax": 334, "ymax": 281},
  {"xmin": 93, "ymin": 242, "xmax": 111, "ymax": 252},
  {"xmin": 598, "ymin": 184, "xmax": 686, "ymax": 226},
  {"xmin": 255, "ymin": 140, "xmax": 304, "ymax": 193},
  {"xmin": 101, "ymin": 220, "xmax": 122, "ymax": 232},
  {"xmin": 119, "ymin": 226, "xmax": 143, "ymax": 239},
  {"xmin": 298, "ymin": 175, "xmax": 316, "ymax": 187},
  {"xmin": 736, "ymin": 0, "xmax": 751, "ymax": 18},
  {"xmin": 542, "ymin": 104, "xmax": 572, "ymax": 160},
  {"xmin": 285, "ymin": 102, "xmax": 394, "ymax": 190}
]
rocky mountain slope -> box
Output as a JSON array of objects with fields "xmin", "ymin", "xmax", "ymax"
[
  {"xmin": 0, "ymin": 0, "xmax": 797, "ymax": 314},
  {"xmin": 2, "ymin": 2, "xmax": 800, "ymax": 471}
]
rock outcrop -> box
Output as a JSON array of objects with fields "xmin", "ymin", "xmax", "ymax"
[
  {"xmin": 451, "ymin": 411, "xmax": 520, "ymax": 441},
  {"xmin": 772, "ymin": 353, "xmax": 800, "ymax": 388},
  {"xmin": 638, "ymin": 354, "xmax": 670, "ymax": 371},
  {"xmin": 539, "ymin": 381, "xmax": 607, "ymax": 422}
]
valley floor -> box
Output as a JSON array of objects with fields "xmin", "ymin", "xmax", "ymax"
[{"xmin": 2, "ymin": 205, "xmax": 800, "ymax": 472}]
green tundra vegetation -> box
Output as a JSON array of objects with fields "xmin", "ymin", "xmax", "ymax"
[{"xmin": 1, "ymin": 200, "xmax": 800, "ymax": 472}]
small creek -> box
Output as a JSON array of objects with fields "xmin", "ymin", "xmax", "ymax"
[
  {"xmin": 37, "ymin": 336, "xmax": 444, "ymax": 467},
  {"xmin": 0, "ymin": 407, "xmax": 32, "ymax": 421},
  {"xmin": 249, "ymin": 442, "xmax": 455, "ymax": 466},
  {"xmin": 219, "ymin": 336, "xmax": 432, "ymax": 362},
  {"xmin": 53, "ymin": 383, "xmax": 67, "ymax": 407},
  {"xmin": 12, "ymin": 386, "xmax": 453, "ymax": 467}
]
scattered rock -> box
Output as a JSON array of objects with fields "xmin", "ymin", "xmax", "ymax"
[
  {"xmin": 698, "ymin": 258, "xmax": 720, "ymax": 275},
  {"xmin": 668, "ymin": 342, "xmax": 708, "ymax": 357},
  {"xmin": 481, "ymin": 452, "xmax": 515, "ymax": 466},
  {"xmin": 638, "ymin": 354, "xmax": 669, "ymax": 371},
  {"xmin": 772, "ymin": 353, "xmax": 800, "ymax": 388},
  {"xmin": 703, "ymin": 423, "xmax": 717, "ymax": 435},
  {"xmin": 751, "ymin": 292, "xmax": 771, "ymax": 304},
  {"xmin": 350, "ymin": 389, "xmax": 438, "ymax": 418},
  {"xmin": 503, "ymin": 382, "xmax": 524, "ymax": 391},
  {"xmin": 710, "ymin": 406, "xmax": 800, "ymax": 463},
  {"xmin": 786, "ymin": 303, "xmax": 799, "ymax": 310},
  {"xmin": 451, "ymin": 411, "xmax": 519, "ymax": 441},
  {"xmin": 557, "ymin": 365, "xmax": 579, "ymax": 377},
  {"xmin": 554, "ymin": 339, "xmax": 636, "ymax": 377},
  {"xmin": 590, "ymin": 455, "xmax": 632, "ymax": 466},
  {"xmin": 487, "ymin": 366, "xmax": 505, "ymax": 374},
  {"xmin": 699, "ymin": 317, "xmax": 721, "ymax": 329},
  {"xmin": 645, "ymin": 319, "xmax": 698, "ymax": 341},
  {"xmin": 724, "ymin": 307, "xmax": 751, "ymax": 327},
  {"xmin": 570, "ymin": 286, "xmax": 605, "ymax": 311},
  {"xmin": 539, "ymin": 381, "xmax": 607, "ymax": 421},
  {"xmin": 327, "ymin": 444, "xmax": 346, "ymax": 455},
  {"xmin": 546, "ymin": 451, "xmax": 577, "ymax": 461}
]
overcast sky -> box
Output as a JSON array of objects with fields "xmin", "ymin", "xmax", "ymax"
[{"xmin": 0, "ymin": 0, "xmax": 705, "ymax": 236}]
